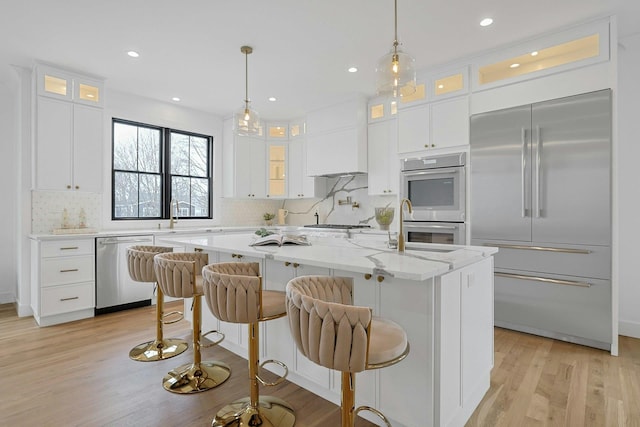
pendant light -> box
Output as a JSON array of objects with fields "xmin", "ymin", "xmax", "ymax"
[
  {"xmin": 375, "ymin": 0, "xmax": 416, "ymax": 98},
  {"xmin": 235, "ymin": 45, "xmax": 261, "ymax": 136}
]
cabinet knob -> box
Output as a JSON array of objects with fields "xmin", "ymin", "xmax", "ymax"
[
  {"xmin": 284, "ymin": 261, "xmax": 291, "ymax": 266},
  {"xmin": 67, "ymin": 185, "xmax": 71, "ymax": 189},
  {"xmin": 267, "ymin": 194, "xmax": 270, "ymax": 197},
  {"xmin": 424, "ymin": 144, "xmax": 429, "ymax": 148},
  {"xmin": 293, "ymin": 263, "xmax": 300, "ymax": 268},
  {"xmin": 75, "ymin": 185, "xmax": 79, "ymax": 189},
  {"xmin": 431, "ymin": 144, "xmax": 436, "ymax": 148},
  {"xmin": 232, "ymin": 253, "xmax": 243, "ymax": 259},
  {"xmin": 364, "ymin": 273, "xmax": 372, "ymax": 280},
  {"xmin": 377, "ymin": 275, "xmax": 385, "ymax": 283}
]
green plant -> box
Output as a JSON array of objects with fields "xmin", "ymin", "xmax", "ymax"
[{"xmin": 263, "ymin": 212, "xmax": 275, "ymax": 221}]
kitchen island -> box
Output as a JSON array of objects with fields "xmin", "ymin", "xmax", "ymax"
[{"xmin": 162, "ymin": 233, "xmax": 497, "ymax": 427}]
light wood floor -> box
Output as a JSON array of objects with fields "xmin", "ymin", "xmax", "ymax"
[{"xmin": 1, "ymin": 303, "xmax": 639, "ymax": 427}]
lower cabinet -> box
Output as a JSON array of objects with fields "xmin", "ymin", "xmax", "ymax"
[{"xmin": 31, "ymin": 237, "xmax": 96, "ymax": 326}]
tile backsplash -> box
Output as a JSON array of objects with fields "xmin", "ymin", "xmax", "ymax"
[
  {"xmin": 32, "ymin": 175, "xmax": 398, "ymax": 233},
  {"xmin": 32, "ymin": 191, "xmax": 102, "ymax": 233}
]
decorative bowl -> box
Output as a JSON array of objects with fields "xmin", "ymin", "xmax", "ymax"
[{"xmin": 375, "ymin": 207, "xmax": 395, "ymax": 230}]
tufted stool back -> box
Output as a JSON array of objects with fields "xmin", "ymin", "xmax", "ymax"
[
  {"xmin": 127, "ymin": 245, "xmax": 173, "ymax": 283},
  {"xmin": 154, "ymin": 252, "xmax": 208, "ymax": 298}
]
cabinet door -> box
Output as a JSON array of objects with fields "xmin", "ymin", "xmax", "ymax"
[
  {"xmin": 288, "ymin": 140, "xmax": 304, "ymax": 198},
  {"xmin": 36, "ymin": 97, "xmax": 73, "ymax": 190},
  {"xmin": 430, "ymin": 97, "xmax": 469, "ymax": 149},
  {"xmin": 263, "ymin": 260, "xmax": 296, "ymax": 367},
  {"xmin": 234, "ymin": 136, "xmax": 266, "ymax": 198},
  {"xmin": 397, "ymin": 104, "xmax": 429, "ymax": 153},
  {"xmin": 249, "ymin": 138, "xmax": 267, "ymax": 198},
  {"xmin": 368, "ymin": 120, "xmax": 398, "ymax": 195},
  {"xmin": 267, "ymin": 143, "xmax": 287, "ymax": 198},
  {"xmin": 470, "ymin": 105, "xmax": 532, "ymax": 241},
  {"xmin": 73, "ymin": 104, "xmax": 103, "ymax": 192}
]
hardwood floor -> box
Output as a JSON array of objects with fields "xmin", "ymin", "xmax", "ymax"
[{"xmin": 1, "ymin": 302, "xmax": 639, "ymax": 426}]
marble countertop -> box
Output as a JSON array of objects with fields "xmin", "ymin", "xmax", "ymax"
[
  {"xmin": 28, "ymin": 226, "xmax": 261, "ymax": 241},
  {"xmin": 161, "ymin": 233, "xmax": 498, "ymax": 281}
]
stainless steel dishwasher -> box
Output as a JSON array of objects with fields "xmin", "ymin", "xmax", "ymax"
[{"xmin": 95, "ymin": 235, "xmax": 155, "ymax": 315}]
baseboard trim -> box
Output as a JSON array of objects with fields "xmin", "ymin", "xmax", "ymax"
[
  {"xmin": 0, "ymin": 292, "xmax": 15, "ymax": 304},
  {"xmin": 14, "ymin": 298, "xmax": 33, "ymax": 317},
  {"xmin": 619, "ymin": 319, "xmax": 640, "ymax": 339}
]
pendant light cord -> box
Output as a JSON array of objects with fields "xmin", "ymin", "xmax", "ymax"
[
  {"xmin": 245, "ymin": 49, "xmax": 249, "ymax": 106},
  {"xmin": 393, "ymin": 0, "xmax": 399, "ymax": 51}
]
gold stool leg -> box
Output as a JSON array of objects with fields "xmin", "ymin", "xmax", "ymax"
[
  {"xmin": 129, "ymin": 285, "xmax": 189, "ymax": 362},
  {"xmin": 212, "ymin": 322, "xmax": 295, "ymax": 427},
  {"xmin": 342, "ymin": 372, "xmax": 356, "ymax": 427},
  {"xmin": 163, "ymin": 294, "xmax": 231, "ymax": 394}
]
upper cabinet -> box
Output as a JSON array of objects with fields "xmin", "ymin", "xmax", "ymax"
[
  {"xmin": 368, "ymin": 119, "xmax": 399, "ymax": 195},
  {"xmin": 306, "ymin": 97, "xmax": 368, "ymax": 176},
  {"xmin": 37, "ymin": 64, "xmax": 104, "ymax": 107},
  {"xmin": 34, "ymin": 64, "xmax": 104, "ymax": 192},
  {"xmin": 222, "ymin": 119, "xmax": 266, "ymax": 199},
  {"xmin": 267, "ymin": 142, "xmax": 287, "ymax": 198},
  {"xmin": 397, "ymin": 97, "xmax": 469, "ymax": 155}
]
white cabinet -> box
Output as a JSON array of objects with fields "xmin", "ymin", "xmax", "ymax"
[
  {"xmin": 223, "ymin": 118, "xmax": 267, "ymax": 199},
  {"xmin": 35, "ymin": 91, "xmax": 103, "ymax": 192},
  {"xmin": 398, "ymin": 97, "xmax": 470, "ymax": 155},
  {"xmin": 430, "ymin": 97, "xmax": 469, "ymax": 150},
  {"xmin": 267, "ymin": 142, "xmax": 287, "ymax": 199},
  {"xmin": 435, "ymin": 257, "xmax": 493, "ymax": 427},
  {"xmin": 367, "ymin": 119, "xmax": 399, "ymax": 195},
  {"xmin": 306, "ymin": 97, "xmax": 368, "ymax": 176},
  {"xmin": 31, "ymin": 238, "xmax": 95, "ymax": 326},
  {"xmin": 288, "ymin": 138, "xmax": 326, "ymax": 199},
  {"xmin": 36, "ymin": 64, "xmax": 104, "ymax": 107},
  {"xmin": 398, "ymin": 104, "xmax": 430, "ymax": 153}
]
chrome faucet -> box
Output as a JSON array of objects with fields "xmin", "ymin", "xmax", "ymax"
[
  {"xmin": 169, "ymin": 199, "xmax": 178, "ymax": 229},
  {"xmin": 398, "ymin": 198, "xmax": 413, "ymax": 253}
]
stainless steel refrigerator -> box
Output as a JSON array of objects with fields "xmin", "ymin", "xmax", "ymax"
[{"xmin": 470, "ymin": 89, "xmax": 612, "ymax": 350}]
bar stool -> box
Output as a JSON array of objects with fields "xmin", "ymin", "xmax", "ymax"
[
  {"xmin": 154, "ymin": 252, "xmax": 231, "ymax": 394},
  {"xmin": 126, "ymin": 245, "xmax": 188, "ymax": 362},
  {"xmin": 286, "ymin": 275, "xmax": 410, "ymax": 427},
  {"xmin": 202, "ymin": 262, "xmax": 295, "ymax": 427}
]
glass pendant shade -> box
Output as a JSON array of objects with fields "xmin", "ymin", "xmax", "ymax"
[
  {"xmin": 235, "ymin": 45, "xmax": 261, "ymax": 136},
  {"xmin": 376, "ymin": 48, "xmax": 417, "ymax": 98},
  {"xmin": 234, "ymin": 102, "xmax": 261, "ymax": 136}
]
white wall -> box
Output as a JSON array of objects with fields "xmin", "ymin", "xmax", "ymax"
[
  {"xmin": 0, "ymin": 80, "xmax": 19, "ymax": 304},
  {"xmin": 617, "ymin": 33, "xmax": 640, "ymax": 338}
]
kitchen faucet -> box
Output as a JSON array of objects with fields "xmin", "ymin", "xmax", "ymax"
[
  {"xmin": 169, "ymin": 199, "xmax": 178, "ymax": 229},
  {"xmin": 398, "ymin": 198, "xmax": 413, "ymax": 253}
]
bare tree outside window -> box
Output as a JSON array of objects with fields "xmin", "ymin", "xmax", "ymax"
[{"xmin": 112, "ymin": 119, "xmax": 212, "ymax": 220}]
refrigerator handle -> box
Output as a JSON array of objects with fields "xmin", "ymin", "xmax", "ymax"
[
  {"xmin": 521, "ymin": 127, "xmax": 527, "ymax": 218},
  {"xmin": 535, "ymin": 125, "xmax": 542, "ymax": 218}
]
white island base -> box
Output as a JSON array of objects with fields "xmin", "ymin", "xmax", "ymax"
[{"xmin": 169, "ymin": 234, "xmax": 496, "ymax": 427}]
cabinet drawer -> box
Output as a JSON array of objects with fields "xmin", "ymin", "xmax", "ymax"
[
  {"xmin": 42, "ymin": 239, "xmax": 94, "ymax": 257},
  {"xmin": 41, "ymin": 282, "xmax": 94, "ymax": 316},
  {"xmin": 471, "ymin": 239, "xmax": 610, "ymax": 280},
  {"xmin": 42, "ymin": 255, "xmax": 94, "ymax": 286},
  {"xmin": 494, "ymin": 270, "xmax": 611, "ymax": 347}
]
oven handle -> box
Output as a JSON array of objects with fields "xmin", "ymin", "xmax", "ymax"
[
  {"xmin": 401, "ymin": 166, "xmax": 463, "ymax": 177},
  {"xmin": 404, "ymin": 224, "xmax": 458, "ymax": 230}
]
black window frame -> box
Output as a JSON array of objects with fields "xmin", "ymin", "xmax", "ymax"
[{"xmin": 111, "ymin": 118, "xmax": 213, "ymax": 221}]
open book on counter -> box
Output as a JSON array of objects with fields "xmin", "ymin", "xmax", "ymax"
[{"xmin": 250, "ymin": 234, "xmax": 311, "ymax": 247}]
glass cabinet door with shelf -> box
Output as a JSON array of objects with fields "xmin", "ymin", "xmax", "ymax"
[{"xmin": 267, "ymin": 144, "xmax": 287, "ymax": 198}]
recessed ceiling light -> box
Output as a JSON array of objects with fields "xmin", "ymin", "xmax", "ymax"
[
  {"xmin": 531, "ymin": 51, "xmax": 539, "ymax": 56},
  {"xmin": 268, "ymin": 97, "xmax": 277, "ymax": 102},
  {"xmin": 479, "ymin": 18, "xmax": 493, "ymax": 27},
  {"xmin": 172, "ymin": 97, "xmax": 180, "ymax": 102},
  {"xmin": 348, "ymin": 67, "xmax": 358, "ymax": 73},
  {"xmin": 510, "ymin": 63, "xmax": 520, "ymax": 68},
  {"xmin": 127, "ymin": 51, "xmax": 140, "ymax": 58}
]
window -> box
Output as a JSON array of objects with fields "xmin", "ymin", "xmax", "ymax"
[{"xmin": 112, "ymin": 119, "xmax": 212, "ymax": 220}]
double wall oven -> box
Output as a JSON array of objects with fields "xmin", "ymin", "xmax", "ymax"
[{"xmin": 401, "ymin": 152, "xmax": 466, "ymax": 245}]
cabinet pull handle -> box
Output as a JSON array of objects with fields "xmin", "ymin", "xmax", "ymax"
[
  {"xmin": 60, "ymin": 246, "xmax": 79, "ymax": 250},
  {"xmin": 535, "ymin": 125, "xmax": 542, "ymax": 218},
  {"xmin": 482, "ymin": 243, "xmax": 591, "ymax": 254},
  {"xmin": 194, "ymin": 247, "xmax": 203, "ymax": 252},
  {"xmin": 60, "ymin": 269, "xmax": 79, "ymax": 273},
  {"xmin": 521, "ymin": 127, "xmax": 527, "ymax": 218},
  {"xmin": 231, "ymin": 253, "xmax": 243, "ymax": 259},
  {"xmin": 60, "ymin": 296, "xmax": 79, "ymax": 301},
  {"xmin": 293, "ymin": 263, "xmax": 299, "ymax": 268},
  {"xmin": 364, "ymin": 273, "xmax": 372, "ymax": 280},
  {"xmin": 377, "ymin": 275, "xmax": 384, "ymax": 283},
  {"xmin": 284, "ymin": 262, "xmax": 291, "ymax": 266},
  {"xmin": 495, "ymin": 272, "xmax": 591, "ymax": 288}
]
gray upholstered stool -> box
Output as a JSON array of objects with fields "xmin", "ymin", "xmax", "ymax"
[
  {"xmin": 202, "ymin": 262, "xmax": 295, "ymax": 427},
  {"xmin": 154, "ymin": 252, "xmax": 231, "ymax": 394},
  {"xmin": 126, "ymin": 245, "xmax": 188, "ymax": 362},
  {"xmin": 286, "ymin": 275, "xmax": 409, "ymax": 427}
]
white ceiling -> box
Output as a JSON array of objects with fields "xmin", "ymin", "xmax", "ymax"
[{"xmin": 1, "ymin": 0, "xmax": 638, "ymax": 120}]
